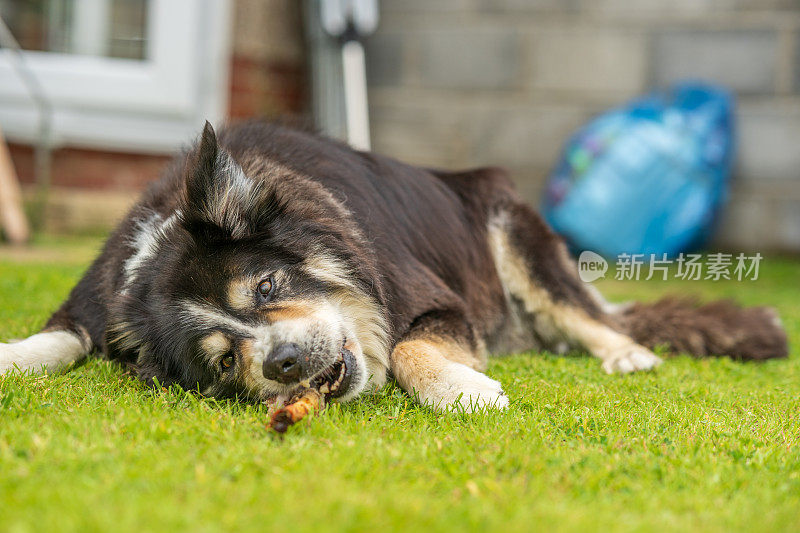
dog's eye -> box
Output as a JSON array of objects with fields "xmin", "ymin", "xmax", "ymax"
[
  {"xmin": 220, "ymin": 353, "xmax": 234, "ymax": 370},
  {"xmin": 257, "ymin": 278, "xmax": 274, "ymax": 299}
]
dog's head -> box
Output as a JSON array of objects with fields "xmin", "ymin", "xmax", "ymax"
[{"xmin": 108, "ymin": 123, "xmax": 390, "ymax": 403}]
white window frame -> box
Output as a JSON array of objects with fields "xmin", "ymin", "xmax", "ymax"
[{"xmin": 0, "ymin": 0, "xmax": 231, "ymax": 153}]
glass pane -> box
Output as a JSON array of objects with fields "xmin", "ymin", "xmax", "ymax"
[{"xmin": 0, "ymin": 0, "xmax": 148, "ymax": 60}]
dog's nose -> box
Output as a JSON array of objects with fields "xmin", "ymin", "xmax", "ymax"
[{"xmin": 262, "ymin": 343, "xmax": 304, "ymax": 383}]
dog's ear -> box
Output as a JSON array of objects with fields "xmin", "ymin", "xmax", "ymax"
[
  {"xmin": 181, "ymin": 121, "xmax": 284, "ymax": 239},
  {"xmin": 184, "ymin": 121, "xmax": 220, "ymax": 212}
]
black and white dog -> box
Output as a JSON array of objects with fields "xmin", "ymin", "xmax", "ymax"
[{"xmin": 0, "ymin": 121, "xmax": 788, "ymax": 411}]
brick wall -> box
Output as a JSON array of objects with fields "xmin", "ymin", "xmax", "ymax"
[
  {"xmin": 10, "ymin": 145, "xmax": 169, "ymax": 190},
  {"xmin": 364, "ymin": 0, "xmax": 800, "ymax": 252},
  {"xmin": 8, "ymin": 144, "xmax": 170, "ymax": 232}
]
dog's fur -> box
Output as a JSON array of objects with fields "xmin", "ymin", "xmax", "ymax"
[{"xmin": 0, "ymin": 121, "xmax": 789, "ymax": 411}]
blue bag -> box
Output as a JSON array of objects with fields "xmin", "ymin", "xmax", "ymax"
[{"xmin": 542, "ymin": 82, "xmax": 735, "ymax": 258}]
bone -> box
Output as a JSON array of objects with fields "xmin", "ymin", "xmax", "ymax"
[{"xmin": 268, "ymin": 388, "xmax": 324, "ymax": 433}]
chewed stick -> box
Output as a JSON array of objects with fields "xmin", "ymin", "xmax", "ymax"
[{"xmin": 268, "ymin": 388, "xmax": 324, "ymax": 433}]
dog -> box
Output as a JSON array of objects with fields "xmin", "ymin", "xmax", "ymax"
[{"xmin": 0, "ymin": 121, "xmax": 789, "ymax": 411}]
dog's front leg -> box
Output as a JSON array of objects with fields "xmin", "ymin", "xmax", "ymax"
[
  {"xmin": 0, "ymin": 329, "xmax": 91, "ymax": 375},
  {"xmin": 390, "ymin": 329, "xmax": 508, "ymax": 412}
]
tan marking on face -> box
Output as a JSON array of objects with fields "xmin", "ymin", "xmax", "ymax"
[
  {"xmin": 303, "ymin": 251, "xmax": 356, "ymax": 291},
  {"xmin": 330, "ymin": 288, "xmax": 390, "ymax": 384},
  {"xmin": 264, "ymin": 303, "xmax": 316, "ymax": 323},
  {"xmin": 227, "ymin": 271, "xmax": 291, "ymax": 312},
  {"xmin": 236, "ymin": 338, "xmax": 262, "ymax": 391},
  {"xmin": 201, "ymin": 331, "xmax": 231, "ymax": 359},
  {"xmin": 227, "ymin": 279, "xmax": 254, "ymax": 311},
  {"xmin": 238, "ymin": 338, "xmax": 254, "ymax": 361}
]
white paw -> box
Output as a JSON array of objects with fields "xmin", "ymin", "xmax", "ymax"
[
  {"xmin": 601, "ymin": 345, "xmax": 662, "ymax": 374},
  {"xmin": 0, "ymin": 331, "xmax": 87, "ymax": 375},
  {"xmin": 422, "ymin": 363, "xmax": 509, "ymax": 413},
  {"xmin": 0, "ymin": 342, "xmax": 24, "ymax": 375}
]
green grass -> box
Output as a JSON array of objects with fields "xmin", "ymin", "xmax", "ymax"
[{"xmin": 1, "ymin": 238, "xmax": 799, "ymax": 532}]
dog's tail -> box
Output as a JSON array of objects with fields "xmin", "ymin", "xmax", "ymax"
[{"xmin": 616, "ymin": 298, "xmax": 789, "ymax": 361}]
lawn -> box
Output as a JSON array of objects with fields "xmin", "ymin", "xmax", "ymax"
[{"xmin": 1, "ymin": 237, "xmax": 799, "ymax": 532}]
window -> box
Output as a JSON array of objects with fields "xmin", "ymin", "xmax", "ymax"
[{"xmin": 0, "ymin": 0, "xmax": 231, "ymax": 153}]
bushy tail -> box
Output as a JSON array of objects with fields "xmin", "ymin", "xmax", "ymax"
[{"xmin": 618, "ymin": 298, "xmax": 788, "ymax": 361}]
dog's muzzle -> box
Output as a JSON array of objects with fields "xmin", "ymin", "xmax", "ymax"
[{"xmin": 262, "ymin": 342, "xmax": 305, "ymax": 384}]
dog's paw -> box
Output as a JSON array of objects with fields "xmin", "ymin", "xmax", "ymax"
[
  {"xmin": 0, "ymin": 331, "xmax": 87, "ymax": 375},
  {"xmin": 601, "ymin": 345, "xmax": 662, "ymax": 374},
  {"xmin": 0, "ymin": 342, "xmax": 22, "ymax": 375},
  {"xmin": 423, "ymin": 363, "xmax": 509, "ymax": 413}
]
